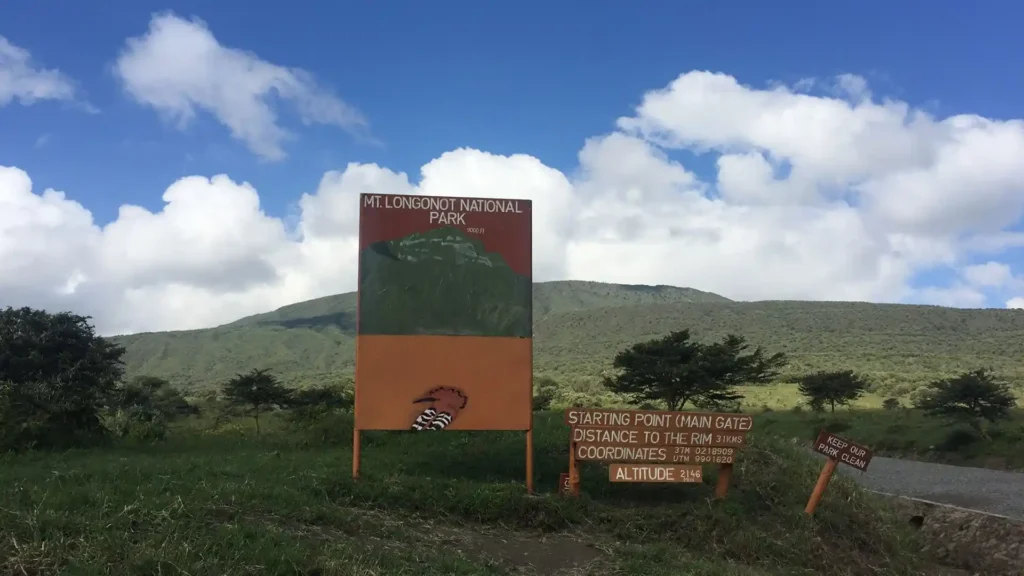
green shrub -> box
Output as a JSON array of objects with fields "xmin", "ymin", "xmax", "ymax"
[
  {"xmin": 108, "ymin": 408, "xmax": 168, "ymax": 441},
  {"xmin": 936, "ymin": 428, "xmax": 980, "ymax": 452},
  {"xmin": 882, "ymin": 398, "xmax": 901, "ymax": 410}
]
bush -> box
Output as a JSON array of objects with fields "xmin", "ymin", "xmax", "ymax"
[
  {"xmin": 532, "ymin": 376, "xmax": 559, "ymax": 411},
  {"xmin": 108, "ymin": 408, "xmax": 168, "ymax": 441},
  {"xmin": 936, "ymin": 428, "xmax": 980, "ymax": 452},
  {"xmin": 882, "ymin": 398, "xmax": 901, "ymax": 411},
  {"xmin": 822, "ymin": 421, "xmax": 852, "ymax": 434},
  {"xmin": 287, "ymin": 384, "xmax": 353, "ymax": 425}
]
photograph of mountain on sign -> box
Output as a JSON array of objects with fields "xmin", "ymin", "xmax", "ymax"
[{"xmin": 358, "ymin": 226, "xmax": 532, "ymax": 337}]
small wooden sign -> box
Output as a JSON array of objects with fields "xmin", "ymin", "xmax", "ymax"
[
  {"xmin": 563, "ymin": 407, "xmax": 745, "ymax": 500},
  {"xmin": 558, "ymin": 473, "xmax": 571, "ymax": 495},
  {"xmin": 609, "ymin": 463, "xmax": 703, "ymax": 483},
  {"xmin": 812, "ymin": 429, "xmax": 873, "ymax": 472},
  {"xmin": 805, "ymin": 430, "xmax": 874, "ymax": 515}
]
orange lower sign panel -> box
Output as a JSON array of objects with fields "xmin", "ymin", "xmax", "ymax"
[
  {"xmin": 355, "ymin": 335, "xmax": 532, "ymax": 430},
  {"xmin": 574, "ymin": 443, "xmax": 736, "ymax": 464},
  {"xmin": 609, "ymin": 463, "xmax": 703, "ymax": 483}
]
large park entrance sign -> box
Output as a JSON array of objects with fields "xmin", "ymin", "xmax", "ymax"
[
  {"xmin": 563, "ymin": 408, "xmax": 753, "ymax": 497},
  {"xmin": 353, "ymin": 193, "xmax": 535, "ymax": 491}
]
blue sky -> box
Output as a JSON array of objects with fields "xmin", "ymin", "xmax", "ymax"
[{"xmin": 1, "ymin": 0, "xmax": 1024, "ymax": 333}]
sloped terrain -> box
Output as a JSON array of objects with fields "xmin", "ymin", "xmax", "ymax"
[{"xmin": 113, "ymin": 281, "xmax": 1024, "ymax": 391}]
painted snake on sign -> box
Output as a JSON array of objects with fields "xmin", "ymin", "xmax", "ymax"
[{"xmin": 410, "ymin": 386, "xmax": 468, "ymax": 430}]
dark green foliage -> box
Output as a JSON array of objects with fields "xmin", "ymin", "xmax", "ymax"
[
  {"xmin": 532, "ymin": 375, "xmax": 559, "ymax": 411},
  {"xmin": 110, "ymin": 376, "xmax": 198, "ymax": 419},
  {"xmin": 287, "ymin": 383, "xmax": 354, "ymax": 424},
  {"xmin": 359, "ymin": 227, "xmax": 532, "ymax": 337},
  {"xmin": 798, "ymin": 370, "xmax": 870, "ymax": 413},
  {"xmin": 821, "ymin": 421, "xmax": 853, "ymax": 435},
  {"xmin": 220, "ymin": 369, "xmax": 292, "ymax": 436},
  {"xmin": 111, "ymin": 281, "xmax": 1024, "ymax": 395},
  {"xmin": 882, "ymin": 398, "xmax": 901, "ymax": 411},
  {"xmin": 936, "ymin": 429, "xmax": 980, "ymax": 452},
  {"xmin": 914, "ymin": 368, "xmax": 1017, "ymax": 431},
  {"xmin": 603, "ymin": 330, "xmax": 787, "ymax": 410},
  {"xmin": 0, "ymin": 307, "xmax": 125, "ymax": 451},
  {"xmin": 107, "ymin": 376, "xmax": 198, "ymax": 441}
]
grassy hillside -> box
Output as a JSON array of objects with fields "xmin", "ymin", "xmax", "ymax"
[
  {"xmin": 114, "ymin": 281, "xmax": 1024, "ymax": 395},
  {"xmin": 114, "ymin": 281, "xmax": 733, "ymax": 388},
  {"xmin": 536, "ymin": 300, "xmax": 1024, "ymax": 394}
]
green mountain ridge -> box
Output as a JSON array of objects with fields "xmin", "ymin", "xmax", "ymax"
[
  {"xmin": 112, "ymin": 280, "xmax": 1024, "ymax": 393},
  {"xmin": 359, "ymin": 227, "xmax": 532, "ymax": 336}
]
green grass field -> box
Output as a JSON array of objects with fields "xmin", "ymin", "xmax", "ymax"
[
  {"xmin": 1, "ymin": 412, "xmax": 938, "ymax": 576},
  {"xmin": 732, "ymin": 384, "xmax": 1024, "ymax": 471}
]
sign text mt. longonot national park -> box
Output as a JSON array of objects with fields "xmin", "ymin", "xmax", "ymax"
[
  {"xmin": 563, "ymin": 408, "xmax": 752, "ymax": 498},
  {"xmin": 353, "ymin": 193, "xmax": 534, "ymax": 490}
]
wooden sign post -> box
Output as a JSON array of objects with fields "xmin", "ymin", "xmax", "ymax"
[
  {"xmin": 558, "ymin": 472, "xmax": 572, "ymax": 496},
  {"xmin": 563, "ymin": 408, "xmax": 752, "ymax": 498},
  {"xmin": 804, "ymin": 429, "xmax": 874, "ymax": 515}
]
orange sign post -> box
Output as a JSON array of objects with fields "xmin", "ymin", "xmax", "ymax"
[
  {"xmin": 563, "ymin": 408, "xmax": 753, "ymax": 498},
  {"xmin": 353, "ymin": 193, "xmax": 534, "ymax": 492},
  {"xmin": 804, "ymin": 429, "xmax": 874, "ymax": 515},
  {"xmin": 558, "ymin": 472, "xmax": 572, "ymax": 495}
]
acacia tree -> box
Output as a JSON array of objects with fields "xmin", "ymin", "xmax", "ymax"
[
  {"xmin": 0, "ymin": 307, "xmax": 125, "ymax": 450},
  {"xmin": 797, "ymin": 370, "xmax": 870, "ymax": 413},
  {"xmin": 221, "ymin": 368, "xmax": 292, "ymax": 436},
  {"xmin": 603, "ymin": 330, "xmax": 787, "ymax": 411},
  {"xmin": 914, "ymin": 369, "xmax": 1016, "ymax": 435}
]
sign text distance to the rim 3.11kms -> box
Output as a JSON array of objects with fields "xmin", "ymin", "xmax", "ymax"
[
  {"xmin": 813, "ymin": 430, "xmax": 873, "ymax": 472},
  {"xmin": 571, "ymin": 426, "xmax": 746, "ymax": 447},
  {"xmin": 609, "ymin": 464, "xmax": 702, "ymax": 483},
  {"xmin": 564, "ymin": 408, "xmax": 752, "ymax": 432}
]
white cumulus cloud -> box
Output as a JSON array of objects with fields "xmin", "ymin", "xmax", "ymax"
[
  {"xmin": 0, "ymin": 36, "xmax": 78, "ymax": 106},
  {"xmin": 962, "ymin": 261, "xmax": 1014, "ymax": 287},
  {"xmin": 1007, "ymin": 297, "xmax": 1024, "ymax": 310},
  {"xmin": 3, "ymin": 70, "xmax": 1024, "ymax": 335},
  {"xmin": 113, "ymin": 12, "xmax": 369, "ymax": 161}
]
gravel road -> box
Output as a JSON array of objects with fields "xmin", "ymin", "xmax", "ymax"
[{"xmin": 818, "ymin": 454, "xmax": 1024, "ymax": 521}]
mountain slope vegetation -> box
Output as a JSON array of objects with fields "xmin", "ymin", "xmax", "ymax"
[{"xmin": 113, "ymin": 281, "xmax": 1024, "ymax": 394}]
